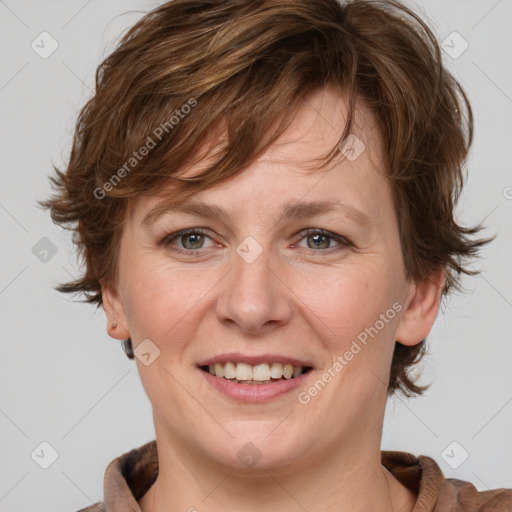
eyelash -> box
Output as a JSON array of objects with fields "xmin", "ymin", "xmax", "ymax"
[{"xmin": 160, "ymin": 227, "xmax": 352, "ymax": 256}]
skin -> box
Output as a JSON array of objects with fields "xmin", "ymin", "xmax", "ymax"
[{"xmin": 103, "ymin": 86, "xmax": 444, "ymax": 512}]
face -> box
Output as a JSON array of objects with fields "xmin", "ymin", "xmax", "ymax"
[{"xmin": 104, "ymin": 87, "xmax": 440, "ymax": 474}]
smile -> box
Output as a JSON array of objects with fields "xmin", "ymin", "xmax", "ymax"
[
  {"xmin": 200, "ymin": 361, "xmax": 312, "ymax": 383},
  {"xmin": 197, "ymin": 354, "xmax": 314, "ymax": 402}
]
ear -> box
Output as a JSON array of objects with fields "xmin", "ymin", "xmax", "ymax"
[
  {"xmin": 395, "ymin": 267, "xmax": 445, "ymax": 346},
  {"xmin": 102, "ymin": 281, "xmax": 130, "ymax": 340}
]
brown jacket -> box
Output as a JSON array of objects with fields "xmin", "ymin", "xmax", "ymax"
[{"xmin": 77, "ymin": 440, "xmax": 512, "ymax": 511}]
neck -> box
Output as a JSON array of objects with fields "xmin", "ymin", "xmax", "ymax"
[{"xmin": 139, "ymin": 432, "xmax": 416, "ymax": 512}]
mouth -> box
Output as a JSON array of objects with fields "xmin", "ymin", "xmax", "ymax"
[
  {"xmin": 196, "ymin": 354, "xmax": 314, "ymax": 402},
  {"xmin": 199, "ymin": 361, "xmax": 313, "ymax": 384}
]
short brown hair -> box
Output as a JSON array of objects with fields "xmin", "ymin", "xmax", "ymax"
[{"xmin": 41, "ymin": 0, "xmax": 492, "ymax": 397}]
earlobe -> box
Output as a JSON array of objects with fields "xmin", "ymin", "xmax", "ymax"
[
  {"xmin": 102, "ymin": 283, "xmax": 130, "ymax": 340},
  {"xmin": 395, "ymin": 267, "xmax": 445, "ymax": 347}
]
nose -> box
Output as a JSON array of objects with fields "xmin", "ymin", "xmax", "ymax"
[{"xmin": 215, "ymin": 243, "xmax": 293, "ymax": 336}]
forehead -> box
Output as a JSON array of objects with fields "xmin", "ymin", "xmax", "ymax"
[
  {"xmin": 127, "ymin": 87, "xmax": 388, "ymax": 226},
  {"xmin": 259, "ymin": 87, "xmax": 382, "ymax": 166}
]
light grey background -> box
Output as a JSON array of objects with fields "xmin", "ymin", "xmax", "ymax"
[{"xmin": 0, "ymin": 1, "xmax": 511, "ymax": 510}]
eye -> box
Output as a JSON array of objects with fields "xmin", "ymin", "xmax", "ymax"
[
  {"xmin": 160, "ymin": 227, "xmax": 352, "ymax": 256},
  {"xmin": 160, "ymin": 228, "xmax": 215, "ymax": 254},
  {"xmin": 294, "ymin": 228, "xmax": 351, "ymax": 252}
]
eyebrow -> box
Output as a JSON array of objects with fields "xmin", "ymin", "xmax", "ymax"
[{"xmin": 141, "ymin": 199, "xmax": 373, "ymax": 229}]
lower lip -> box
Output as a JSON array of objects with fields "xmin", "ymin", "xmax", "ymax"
[{"xmin": 200, "ymin": 368, "xmax": 311, "ymax": 403}]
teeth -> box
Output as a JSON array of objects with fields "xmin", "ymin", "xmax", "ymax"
[
  {"xmin": 292, "ymin": 365, "xmax": 302, "ymax": 378},
  {"xmin": 205, "ymin": 361, "xmax": 305, "ymax": 381},
  {"xmin": 235, "ymin": 363, "xmax": 252, "ymax": 381},
  {"xmin": 253, "ymin": 363, "xmax": 270, "ymax": 381},
  {"xmin": 214, "ymin": 363, "xmax": 224, "ymax": 378},
  {"xmin": 224, "ymin": 362, "xmax": 236, "ymax": 379},
  {"xmin": 283, "ymin": 364, "xmax": 293, "ymax": 379},
  {"xmin": 270, "ymin": 362, "xmax": 283, "ymax": 378}
]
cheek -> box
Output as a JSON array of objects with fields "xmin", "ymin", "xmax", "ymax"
[
  {"xmin": 118, "ymin": 255, "xmax": 180, "ymax": 337},
  {"xmin": 293, "ymin": 263, "xmax": 399, "ymax": 343},
  {"xmin": 119, "ymin": 254, "xmax": 220, "ymax": 341}
]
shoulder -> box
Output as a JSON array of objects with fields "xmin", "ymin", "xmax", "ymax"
[
  {"xmin": 73, "ymin": 440, "xmax": 158, "ymax": 512},
  {"xmin": 438, "ymin": 477, "xmax": 512, "ymax": 511},
  {"xmin": 417, "ymin": 453, "xmax": 512, "ymax": 511},
  {"xmin": 382, "ymin": 450, "xmax": 512, "ymax": 511}
]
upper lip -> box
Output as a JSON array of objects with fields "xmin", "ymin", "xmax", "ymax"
[{"xmin": 197, "ymin": 353, "xmax": 314, "ymax": 368}]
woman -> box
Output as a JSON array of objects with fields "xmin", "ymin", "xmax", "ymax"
[{"xmin": 41, "ymin": 0, "xmax": 512, "ymax": 510}]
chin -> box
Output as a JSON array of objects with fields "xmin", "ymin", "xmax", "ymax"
[{"xmin": 200, "ymin": 421, "xmax": 309, "ymax": 473}]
